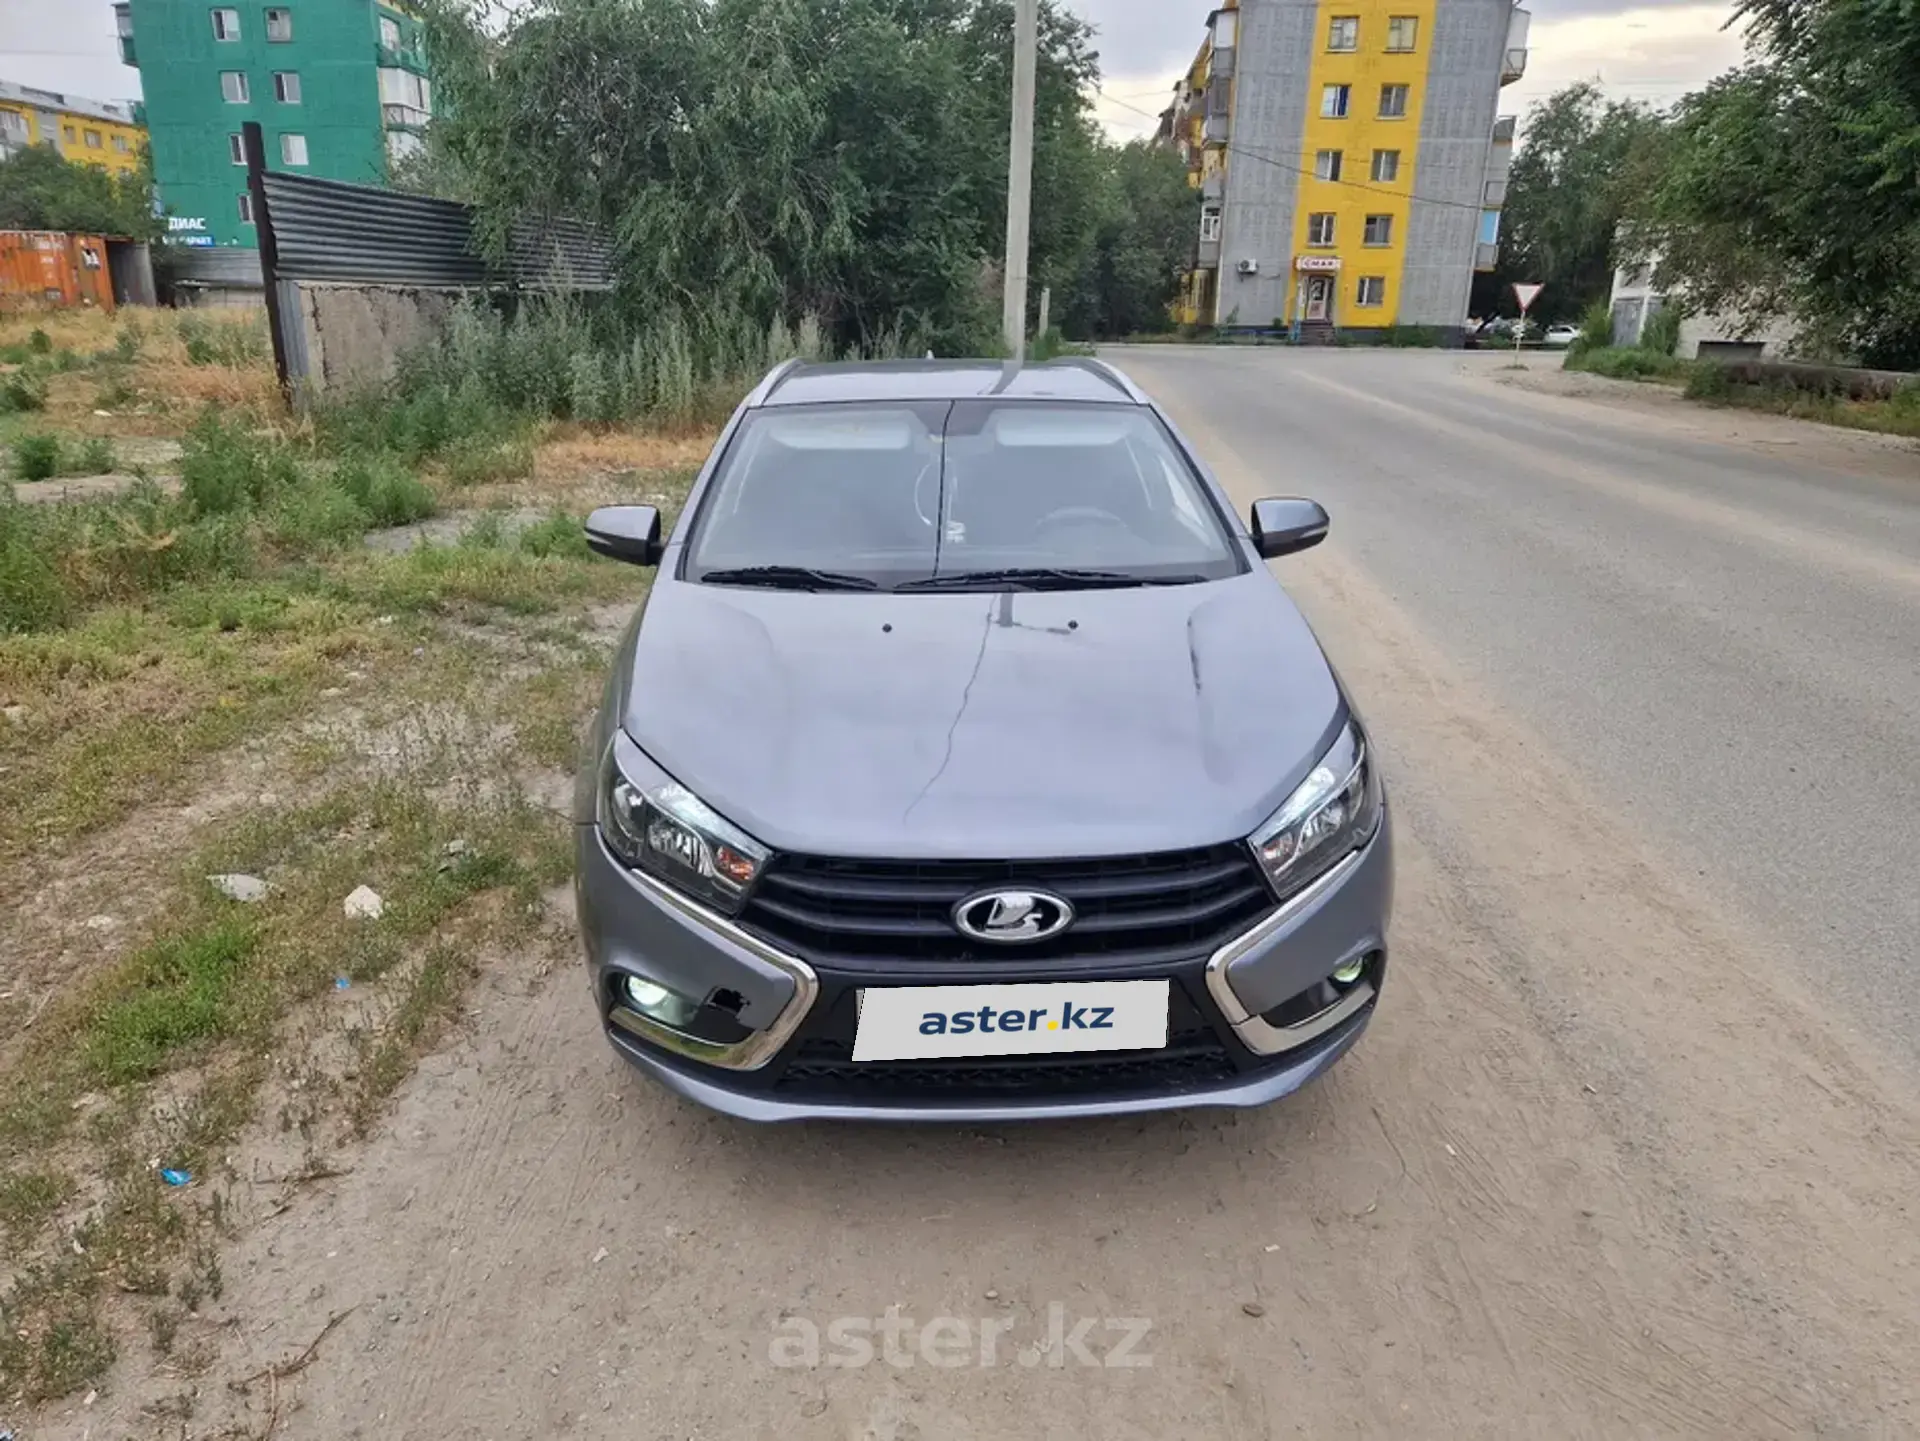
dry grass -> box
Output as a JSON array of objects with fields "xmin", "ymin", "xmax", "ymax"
[
  {"xmin": 535, "ymin": 425, "xmax": 715, "ymax": 474},
  {"xmin": 0, "ymin": 306, "xmax": 279, "ymax": 440}
]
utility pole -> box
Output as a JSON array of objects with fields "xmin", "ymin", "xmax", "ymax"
[{"xmin": 1001, "ymin": 0, "xmax": 1037, "ymax": 361}]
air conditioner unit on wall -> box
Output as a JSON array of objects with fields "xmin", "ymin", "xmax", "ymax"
[{"xmin": 1235, "ymin": 258, "xmax": 1259, "ymax": 275}]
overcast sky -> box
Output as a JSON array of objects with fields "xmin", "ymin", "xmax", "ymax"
[{"xmin": 4, "ymin": 0, "xmax": 1746, "ymax": 133}]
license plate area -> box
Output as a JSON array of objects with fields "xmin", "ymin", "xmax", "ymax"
[{"xmin": 852, "ymin": 979, "xmax": 1170, "ymax": 1062}]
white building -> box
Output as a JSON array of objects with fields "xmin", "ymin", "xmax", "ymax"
[{"xmin": 1608, "ymin": 255, "xmax": 1798, "ymax": 360}]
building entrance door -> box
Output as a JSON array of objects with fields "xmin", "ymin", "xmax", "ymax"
[{"xmin": 1304, "ymin": 275, "xmax": 1333, "ymax": 321}]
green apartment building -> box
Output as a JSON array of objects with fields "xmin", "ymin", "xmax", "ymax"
[{"xmin": 115, "ymin": 0, "xmax": 433, "ymax": 248}]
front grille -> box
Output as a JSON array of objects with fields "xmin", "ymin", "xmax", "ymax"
[{"xmin": 741, "ymin": 843, "xmax": 1274, "ymax": 973}]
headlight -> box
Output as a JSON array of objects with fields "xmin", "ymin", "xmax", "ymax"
[
  {"xmin": 598, "ymin": 734, "xmax": 767, "ymax": 915},
  {"xmin": 1248, "ymin": 719, "xmax": 1382, "ymax": 901}
]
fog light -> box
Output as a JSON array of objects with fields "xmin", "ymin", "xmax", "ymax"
[
  {"xmin": 1330, "ymin": 956, "xmax": 1366, "ymax": 986},
  {"xmin": 620, "ymin": 973, "xmax": 702, "ymax": 1031}
]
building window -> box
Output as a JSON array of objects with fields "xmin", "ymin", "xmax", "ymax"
[
  {"xmin": 378, "ymin": 14, "xmax": 402, "ymax": 49},
  {"xmin": 1386, "ymin": 17, "xmax": 1419, "ymax": 52},
  {"xmin": 84, "ymin": 129, "xmax": 102, "ymax": 149},
  {"xmin": 1379, "ymin": 84, "xmax": 1410, "ymax": 118},
  {"xmin": 1357, "ymin": 276, "xmax": 1386, "ymax": 308},
  {"xmin": 1327, "ymin": 16, "xmax": 1359, "ymax": 51},
  {"xmin": 386, "ymin": 128, "xmax": 425, "ymax": 165},
  {"xmin": 274, "ymin": 71, "xmax": 301, "ymax": 103},
  {"xmin": 63, "ymin": 124, "xmax": 77, "ymax": 143},
  {"xmin": 229, "ymin": 132, "xmax": 246, "ymax": 165},
  {"xmin": 1307, "ymin": 212, "xmax": 1336, "ymax": 247},
  {"xmin": 1200, "ymin": 208, "xmax": 1222, "ymax": 242},
  {"xmin": 211, "ymin": 7, "xmax": 240, "ymax": 39},
  {"xmin": 1371, "ymin": 149, "xmax": 1401, "ymax": 182},
  {"xmin": 1314, "ymin": 149, "xmax": 1343, "ymax": 182},
  {"xmin": 280, "ymin": 132, "xmax": 308, "ymax": 165},
  {"xmin": 116, "ymin": 5, "xmax": 132, "ymax": 38},
  {"xmin": 1321, "ymin": 84, "xmax": 1350, "ymax": 119},
  {"xmin": 266, "ymin": 7, "xmax": 292, "ymax": 41},
  {"xmin": 238, "ymin": 192, "xmax": 255, "ymax": 224},
  {"xmin": 112, "ymin": 134, "xmax": 129, "ymax": 153},
  {"xmin": 221, "ymin": 71, "xmax": 250, "ymax": 104},
  {"xmin": 1363, "ymin": 214, "xmax": 1394, "ymax": 246}
]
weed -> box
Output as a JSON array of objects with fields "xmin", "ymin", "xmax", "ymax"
[
  {"xmin": 88, "ymin": 921, "xmax": 259, "ymax": 1084},
  {"xmin": 0, "ymin": 1168, "xmax": 74, "ymax": 1245},
  {"xmin": 1640, "ymin": 304, "xmax": 1683, "ymax": 357},
  {"xmin": 1564, "ymin": 345, "xmax": 1688, "ymax": 382},
  {"xmin": 444, "ymin": 431, "xmax": 535, "ymax": 487},
  {"xmin": 1, "ymin": 365, "xmax": 49, "ymax": 414},
  {"xmin": 9, "ymin": 431, "xmax": 62, "ymax": 481},
  {"xmin": 114, "ymin": 318, "xmax": 144, "ymax": 363},
  {"xmin": 177, "ymin": 313, "xmax": 268, "ymax": 368},
  {"xmin": 77, "ymin": 435, "xmax": 116, "ymax": 474},
  {"xmin": 27, "ymin": 327, "xmax": 52, "ymax": 355},
  {"xmin": 0, "ymin": 1260, "xmax": 115, "ymax": 1403},
  {"xmin": 334, "ymin": 453, "xmax": 437, "ymax": 527},
  {"xmin": 179, "ymin": 409, "xmax": 299, "ymax": 516},
  {"xmin": 517, "ymin": 508, "xmax": 590, "ymax": 560}
]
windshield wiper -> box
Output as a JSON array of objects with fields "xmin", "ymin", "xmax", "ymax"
[
  {"xmin": 897, "ymin": 568, "xmax": 1210, "ymax": 592},
  {"xmin": 697, "ymin": 565, "xmax": 881, "ymax": 592}
]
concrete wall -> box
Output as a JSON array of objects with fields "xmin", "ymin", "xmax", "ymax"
[
  {"xmin": 287, "ymin": 281, "xmax": 464, "ymax": 396},
  {"xmin": 1214, "ymin": 0, "xmax": 1317, "ymax": 326},
  {"xmin": 1400, "ymin": 0, "xmax": 1509, "ymax": 329}
]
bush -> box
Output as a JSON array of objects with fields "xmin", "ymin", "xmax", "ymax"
[
  {"xmin": 1640, "ymin": 305, "xmax": 1683, "ymax": 357},
  {"xmin": 1, "ymin": 367, "xmax": 49, "ymax": 414},
  {"xmin": 1684, "ymin": 364, "xmax": 1734, "ymax": 401},
  {"xmin": 333, "ymin": 454, "xmax": 436, "ymax": 528},
  {"xmin": 1381, "ymin": 325, "xmax": 1443, "ymax": 348},
  {"xmin": 516, "ymin": 509, "xmax": 590, "ymax": 559},
  {"xmin": 1570, "ymin": 300, "xmax": 1613, "ymax": 357},
  {"xmin": 0, "ymin": 495, "xmax": 72, "ymax": 631},
  {"xmin": 1567, "ymin": 345, "xmax": 1687, "ymax": 381},
  {"xmin": 178, "ymin": 411, "xmax": 300, "ymax": 517},
  {"xmin": 10, "ymin": 433, "xmax": 62, "ymax": 482},
  {"xmin": 26, "ymin": 328, "xmax": 52, "ymax": 356},
  {"xmin": 77, "ymin": 436, "xmax": 115, "ymax": 474}
]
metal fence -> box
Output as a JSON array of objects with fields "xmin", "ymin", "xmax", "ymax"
[
  {"xmin": 259, "ymin": 171, "xmax": 613, "ymax": 291},
  {"xmin": 241, "ymin": 121, "xmax": 614, "ymax": 395}
]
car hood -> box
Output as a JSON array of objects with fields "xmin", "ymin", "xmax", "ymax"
[{"xmin": 619, "ymin": 573, "xmax": 1345, "ymax": 859}]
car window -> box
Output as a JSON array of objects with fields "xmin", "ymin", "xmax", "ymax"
[
  {"xmin": 686, "ymin": 402, "xmax": 947, "ymax": 585},
  {"xmin": 936, "ymin": 403, "xmax": 1240, "ymax": 580},
  {"xmin": 684, "ymin": 398, "xmax": 1242, "ymax": 589}
]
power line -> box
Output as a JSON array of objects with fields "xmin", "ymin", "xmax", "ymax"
[{"xmin": 1096, "ymin": 87, "xmax": 1497, "ymax": 215}]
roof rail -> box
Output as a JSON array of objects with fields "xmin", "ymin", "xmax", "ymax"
[{"xmin": 1047, "ymin": 355, "xmax": 1146, "ymax": 402}]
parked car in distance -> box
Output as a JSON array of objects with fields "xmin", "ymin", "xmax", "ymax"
[
  {"xmin": 1542, "ymin": 323, "xmax": 1582, "ymax": 348},
  {"xmin": 573, "ymin": 357, "xmax": 1392, "ymax": 1122}
]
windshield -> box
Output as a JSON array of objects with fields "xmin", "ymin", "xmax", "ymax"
[{"xmin": 684, "ymin": 400, "xmax": 1242, "ymax": 590}]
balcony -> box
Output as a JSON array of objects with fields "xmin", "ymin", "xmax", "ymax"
[
  {"xmin": 1196, "ymin": 239, "xmax": 1221, "ymax": 270},
  {"xmin": 1210, "ymin": 45, "xmax": 1235, "ymax": 80},
  {"xmin": 377, "ymin": 43, "xmax": 429, "ymax": 73},
  {"xmin": 1483, "ymin": 178, "xmax": 1508, "ymax": 207},
  {"xmin": 1492, "ymin": 115, "xmax": 1516, "ymax": 144},
  {"xmin": 1501, "ymin": 48, "xmax": 1528, "ymax": 84},
  {"xmin": 1475, "ymin": 242, "xmax": 1500, "ymax": 272},
  {"xmin": 383, "ymin": 104, "xmax": 431, "ymax": 129},
  {"xmin": 119, "ymin": 36, "xmax": 137, "ymax": 64},
  {"xmin": 1204, "ymin": 111, "xmax": 1229, "ymax": 145},
  {"xmin": 1502, "ymin": 8, "xmax": 1531, "ymax": 86}
]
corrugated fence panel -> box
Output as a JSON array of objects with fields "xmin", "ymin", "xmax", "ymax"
[
  {"xmin": 168, "ymin": 246, "xmax": 265, "ymax": 286},
  {"xmin": 260, "ymin": 171, "xmax": 612, "ymax": 290}
]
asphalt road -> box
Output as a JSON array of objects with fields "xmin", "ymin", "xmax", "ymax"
[
  {"xmin": 51, "ymin": 347, "xmax": 1920, "ymax": 1441},
  {"xmin": 1115, "ymin": 344, "xmax": 1920, "ymax": 1075}
]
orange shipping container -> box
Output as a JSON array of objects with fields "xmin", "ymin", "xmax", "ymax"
[{"xmin": 0, "ymin": 230, "xmax": 116, "ymax": 312}]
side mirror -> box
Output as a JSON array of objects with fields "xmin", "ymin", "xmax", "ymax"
[
  {"xmin": 1249, "ymin": 498, "xmax": 1329, "ymax": 559},
  {"xmin": 585, "ymin": 505, "xmax": 664, "ymax": 567}
]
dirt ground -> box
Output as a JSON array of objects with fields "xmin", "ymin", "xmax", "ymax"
[{"xmin": 12, "ymin": 353, "xmax": 1920, "ymax": 1441}]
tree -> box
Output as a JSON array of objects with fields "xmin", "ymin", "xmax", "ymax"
[
  {"xmin": 0, "ymin": 144, "xmax": 160, "ymax": 241},
  {"xmin": 1058, "ymin": 142, "xmax": 1196, "ymax": 338},
  {"xmin": 420, "ymin": 0, "xmax": 1167, "ymax": 352},
  {"xmin": 1488, "ymin": 83, "xmax": 1663, "ymax": 323},
  {"xmin": 1629, "ymin": 0, "xmax": 1920, "ymax": 366}
]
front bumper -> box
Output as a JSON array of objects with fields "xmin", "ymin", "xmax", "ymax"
[{"xmin": 575, "ymin": 813, "xmax": 1393, "ymax": 1123}]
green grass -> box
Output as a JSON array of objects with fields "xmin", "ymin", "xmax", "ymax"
[
  {"xmin": 0, "ymin": 1168, "xmax": 74, "ymax": 1244},
  {"xmin": 1563, "ymin": 345, "xmax": 1690, "ymax": 382},
  {"xmin": 87, "ymin": 921, "xmax": 259, "ymax": 1084}
]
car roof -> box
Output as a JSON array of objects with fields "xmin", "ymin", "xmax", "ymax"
[{"xmin": 749, "ymin": 357, "xmax": 1147, "ymax": 408}]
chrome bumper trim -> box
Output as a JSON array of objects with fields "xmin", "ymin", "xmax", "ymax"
[
  {"xmin": 606, "ymin": 862, "xmax": 818, "ymax": 1071},
  {"xmin": 1203, "ymin": 845, "xmax": 1372, "ymax": 1056}
]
